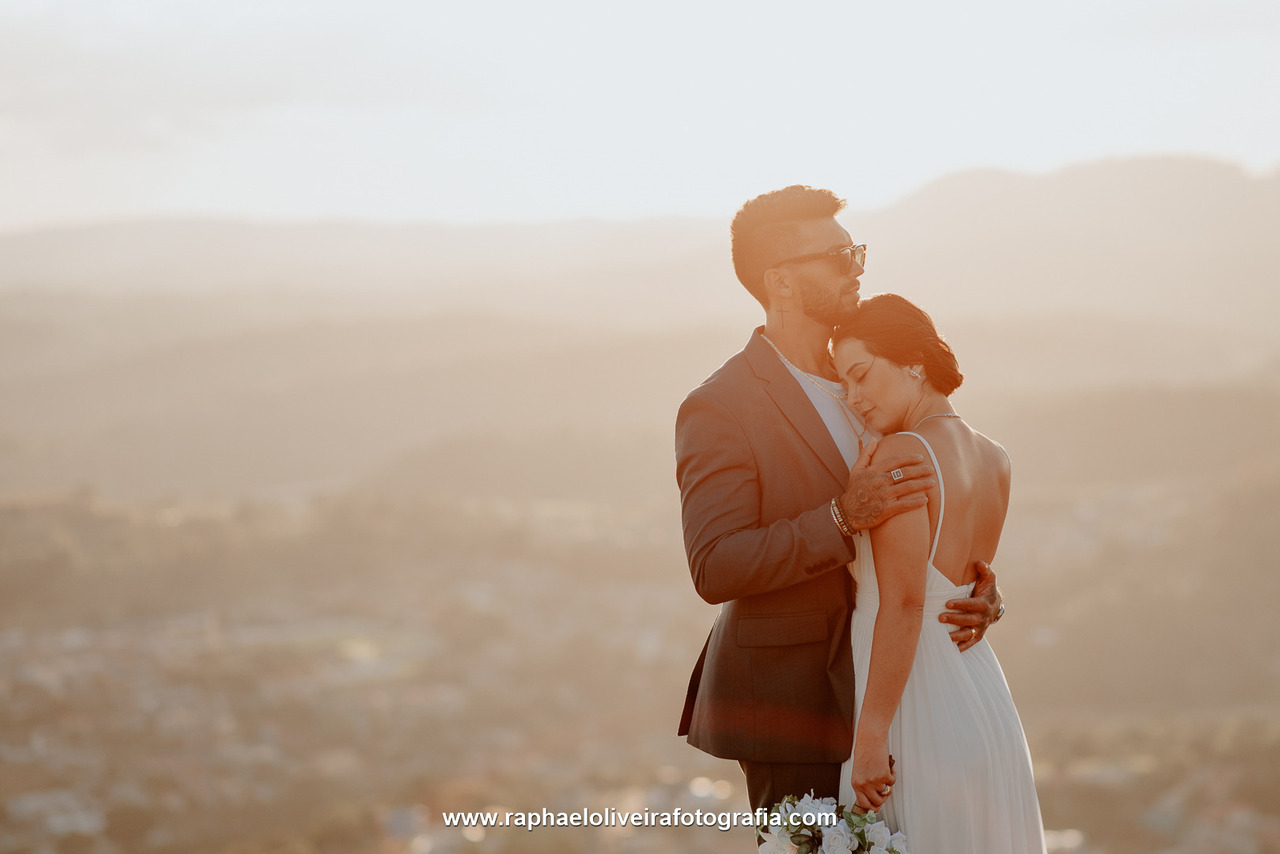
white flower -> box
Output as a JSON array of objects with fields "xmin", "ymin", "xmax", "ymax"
[
  {"xmin": 774, "ymin": 799, "xmax": 800, "ymax": 828},
  {"xmin": 758, "ymin": 830, "xmax": 800, "ymax": 854},
  {"xmin": 869, "ymin": 847, "xmax": 889, "ymax": 854},
  {"xmin": 888, "ymin": 830, "xmax": 910, "ymax": 854},
  {"xmin": 760, "ymin": 802, "xmax": 789, "ymax": 836},
  {"xmin": 817, "ymin": 821, "xmax": 856, "ymax": 854},
  {"xmin": 795, "ymin": 792, "xmax": 838, "ymax": 822},
  {"xmin": 866, "ymin": 821, "xmax": 891, "ymax": 849}
]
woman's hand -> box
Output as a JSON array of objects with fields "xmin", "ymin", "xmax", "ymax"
[{"xmin": 848, "ymin": 737, "xmax": 896, "ymax": 812}]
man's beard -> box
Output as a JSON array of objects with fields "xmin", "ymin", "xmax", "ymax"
[{"xmin": 798, "ymin": 280, "xmax": 860, "ymax": 328}]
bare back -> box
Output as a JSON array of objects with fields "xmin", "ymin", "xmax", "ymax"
[{"xmin": 901, "ymin": 421, "xmax": 1010, "ymax": 587}]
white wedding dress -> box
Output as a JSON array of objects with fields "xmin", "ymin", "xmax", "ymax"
[{"xmin": 839, "ymin": 433, "xmax": 1046, "ymax": 853}]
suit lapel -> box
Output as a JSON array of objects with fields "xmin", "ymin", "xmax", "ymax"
[{"xmin": 745, "ymin": 330, "xmax": 850, "ymax": 487}]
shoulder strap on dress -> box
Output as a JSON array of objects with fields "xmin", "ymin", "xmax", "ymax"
[{"xmin": 897, "ymin": 431, "xmax": 945, "ymax": 563}]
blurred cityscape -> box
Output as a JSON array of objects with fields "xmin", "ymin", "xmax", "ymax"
[{"xmin": 2, "ymin": 475, "xmax": 1278, "ymax": 854}]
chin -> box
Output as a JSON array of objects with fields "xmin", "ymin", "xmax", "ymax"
[{"xmin": 867, "ymin": 412, "xmax": 904, "ymax": 435}]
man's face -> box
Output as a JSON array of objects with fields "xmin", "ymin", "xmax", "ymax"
[{"xmin": 775, "ymin": 218, "xmax": 864, "ymax": 329}]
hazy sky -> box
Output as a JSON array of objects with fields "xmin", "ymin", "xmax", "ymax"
[{"xmin": 2, "ymin": 0, "xmax": 1277, "ymax": 230}]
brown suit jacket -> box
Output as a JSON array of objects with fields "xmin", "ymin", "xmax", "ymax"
[{"xmin": 675, "ymin": 328, "xmax": 858, "ymax": 763}]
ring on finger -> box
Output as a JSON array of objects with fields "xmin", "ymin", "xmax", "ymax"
[
  {"xmin": 890, "ymin": 468, "xmax": 904, "ymax": 482},
  {"xmin": 970, "ymin": 627, "xmax": 977, "ymax": 640}
]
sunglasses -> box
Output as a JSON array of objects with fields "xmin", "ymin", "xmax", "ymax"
[{"xmin": 774, "ymin": 243, "xmax": 867, "ymax": 277}]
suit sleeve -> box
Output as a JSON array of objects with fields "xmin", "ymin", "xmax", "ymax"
[{"xmin": 675, "ymin": 389, "xmax": 855, "ymax": 605}]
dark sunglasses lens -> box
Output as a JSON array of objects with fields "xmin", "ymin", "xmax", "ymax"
[{"xmin": 840, "ymin": 247, "xmax": 859, "ymax": 275}]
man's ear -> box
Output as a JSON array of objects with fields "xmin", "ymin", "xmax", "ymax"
[{"xmin": 763, "ymin": 267, "xmax": 792, "ymax": 301}]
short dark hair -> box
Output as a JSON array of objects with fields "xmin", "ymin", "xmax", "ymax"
[
  {"xmin": 731, "ymin": 185, "xmax": 846, "ymax": 307},
  {"xmin": 832, "ymin": 293, "xmax": 964, "ymax": 395}
]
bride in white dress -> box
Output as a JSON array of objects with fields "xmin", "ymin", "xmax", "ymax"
[{"xmin": 832, "ymin": 294, "xmax": 1045, "ymax": 853}]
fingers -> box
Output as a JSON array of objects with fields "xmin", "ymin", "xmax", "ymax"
[
  {"xmin": 939, "ymin": 600, "xmax": 985, "ymax": 618},
  {"xmin": 939, "ymin": 613, "xmax": 981, "ymax": 629},
  {"xmin": 870, "ymin": 452, "xmax": 924, "ymax": 474},
  {"xmin": 854, "ymin": 785, "xmax": 886, "ymax": 811},
  {"xmin": 876, "ymin": 462, "xmax": 933, "ymax": 488},
  {"xmin": 866, "ymin": 493, "xmax": 928, "ymax": 530},
  {"xmin": 850, "ymin": 767, "xmax": 894, "ymax": 812},
  {"xmin": 940, "ymin": 610, "xmax": 983, "ymax": 649},
  {"xmin": 949, "ymin": 623, "xmax": 983, "ymax": 650},
  {"xmin": 942, "ymin": 592, "xmax": 996, "ymax": 651},
  {"xmin": 850, "ymin": 438, "xmax": 879, "ymax": 471},
  {"xmin": 971, "ymin": 560, "xmax": 998, "ymax": 596},
  {"xmin": 887, "ymin": 472, "xmax": 936, "ymax": 500},
  {"xmin": 878, "ymin": 491, "xmax": 928, "ymax": 517},
  {"xmin": 847, "ymin": 458, "xmax": 931, "ymax": 489}
]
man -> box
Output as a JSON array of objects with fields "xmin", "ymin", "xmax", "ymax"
[{"xmin": 675, "ymin": 185, "xmax": 1002, "ymax": 814}]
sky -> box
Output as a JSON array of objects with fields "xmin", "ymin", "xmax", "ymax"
[{"xmin": 1, "ymin": 0, "xmax": 1277, "ymax": 231}]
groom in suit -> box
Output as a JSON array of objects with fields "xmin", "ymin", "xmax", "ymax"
[{"xmin": 675, "ymin": 185, "xmax": 1003, "ymax": 812}]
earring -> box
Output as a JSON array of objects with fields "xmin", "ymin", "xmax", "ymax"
[{"xmin": 907, "ymin": 369, "xmax": 921, "ymax": 379}]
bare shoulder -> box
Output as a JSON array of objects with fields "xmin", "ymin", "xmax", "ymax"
[
  {"xmin": 969, "ymin": 427, "xmax": 1012, "ymax": 489},
  {"xmin": 871, "ymin": 431, "xmax": 928, "ymax": 466}
]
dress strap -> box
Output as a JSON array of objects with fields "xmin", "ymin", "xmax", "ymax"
[{"xmin": 897, "ymin": 431, "xmax": 944, "ymax": 564}]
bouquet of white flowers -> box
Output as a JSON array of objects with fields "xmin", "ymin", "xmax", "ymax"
[{"xmin": 756, "ymin": 793, "xmax": 909, "ymax": 854}]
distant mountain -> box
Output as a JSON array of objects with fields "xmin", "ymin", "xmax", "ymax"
[
  {"xmin": 0, "ymin": 216, "xmax": 733, "ymax": 326},
  {"xmin": 853, "ymin": 157, "xmax": 1280, "ymax": 330},
  {"xmin": 4, "ymin": 302, "xmax": 1271, "ymax": 501},
  {"xmin": 1, "ymin": 156, "xmax": 1276, "ymax": 331}
]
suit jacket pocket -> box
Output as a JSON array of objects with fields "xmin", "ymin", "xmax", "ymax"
[{"xmin": 736, "ymin": 612, "xmax": 828, "ymax": 647}]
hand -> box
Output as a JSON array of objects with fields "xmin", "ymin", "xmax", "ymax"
[
  {"xmin": 838, "ymin": 438, "xmax": 935, "ymax": 530},
  {"xmin": 939, "ymin": 559, "xmax": 1002, "ymax": 651},
  {"xmin": 848, "ymin": 739, "xmax": 896, "ymax": 812}
]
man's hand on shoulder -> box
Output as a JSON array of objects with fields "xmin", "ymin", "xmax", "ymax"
[
  {"xmin": 940, "ymin": 560, "xmax": 1003, "ymax": 652},
  {"xmin": 837, "ymin": 436, "xmax": 934, "ymax": 530}
]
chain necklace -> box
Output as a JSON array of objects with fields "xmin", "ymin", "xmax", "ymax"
[
  {"xmin": 759, "ymin": 334, "xmax": 842, "ymax": 399},
  {"xmin": 909, "ymin": 412, "xmax": 962, "ymax": 430},
  {"xmin": 760, "ymin": 333, "xmax": 867, "ymax": 450}
]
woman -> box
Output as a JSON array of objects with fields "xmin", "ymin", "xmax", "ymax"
[{"xmin": 833, "ymin": 294, "xmax": 1045, "ymax": 852}]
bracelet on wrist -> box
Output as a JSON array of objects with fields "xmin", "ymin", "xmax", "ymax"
[
  {"xmin": 830, "ymin": 498, "xmax": 854, "ymax": 537},
  {"xmin": 831, "ymin": 499, "xmax": 858, "ymax": 557}
]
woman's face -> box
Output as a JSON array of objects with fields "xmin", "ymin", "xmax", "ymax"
[{"xmin": 832, "ymin": 337, "xmax": 916, "ymax": 434}]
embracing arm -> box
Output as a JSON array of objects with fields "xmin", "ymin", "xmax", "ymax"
[{"xmin": 675, "ymin": 392, "xmax": 853, "ymax": 605}]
